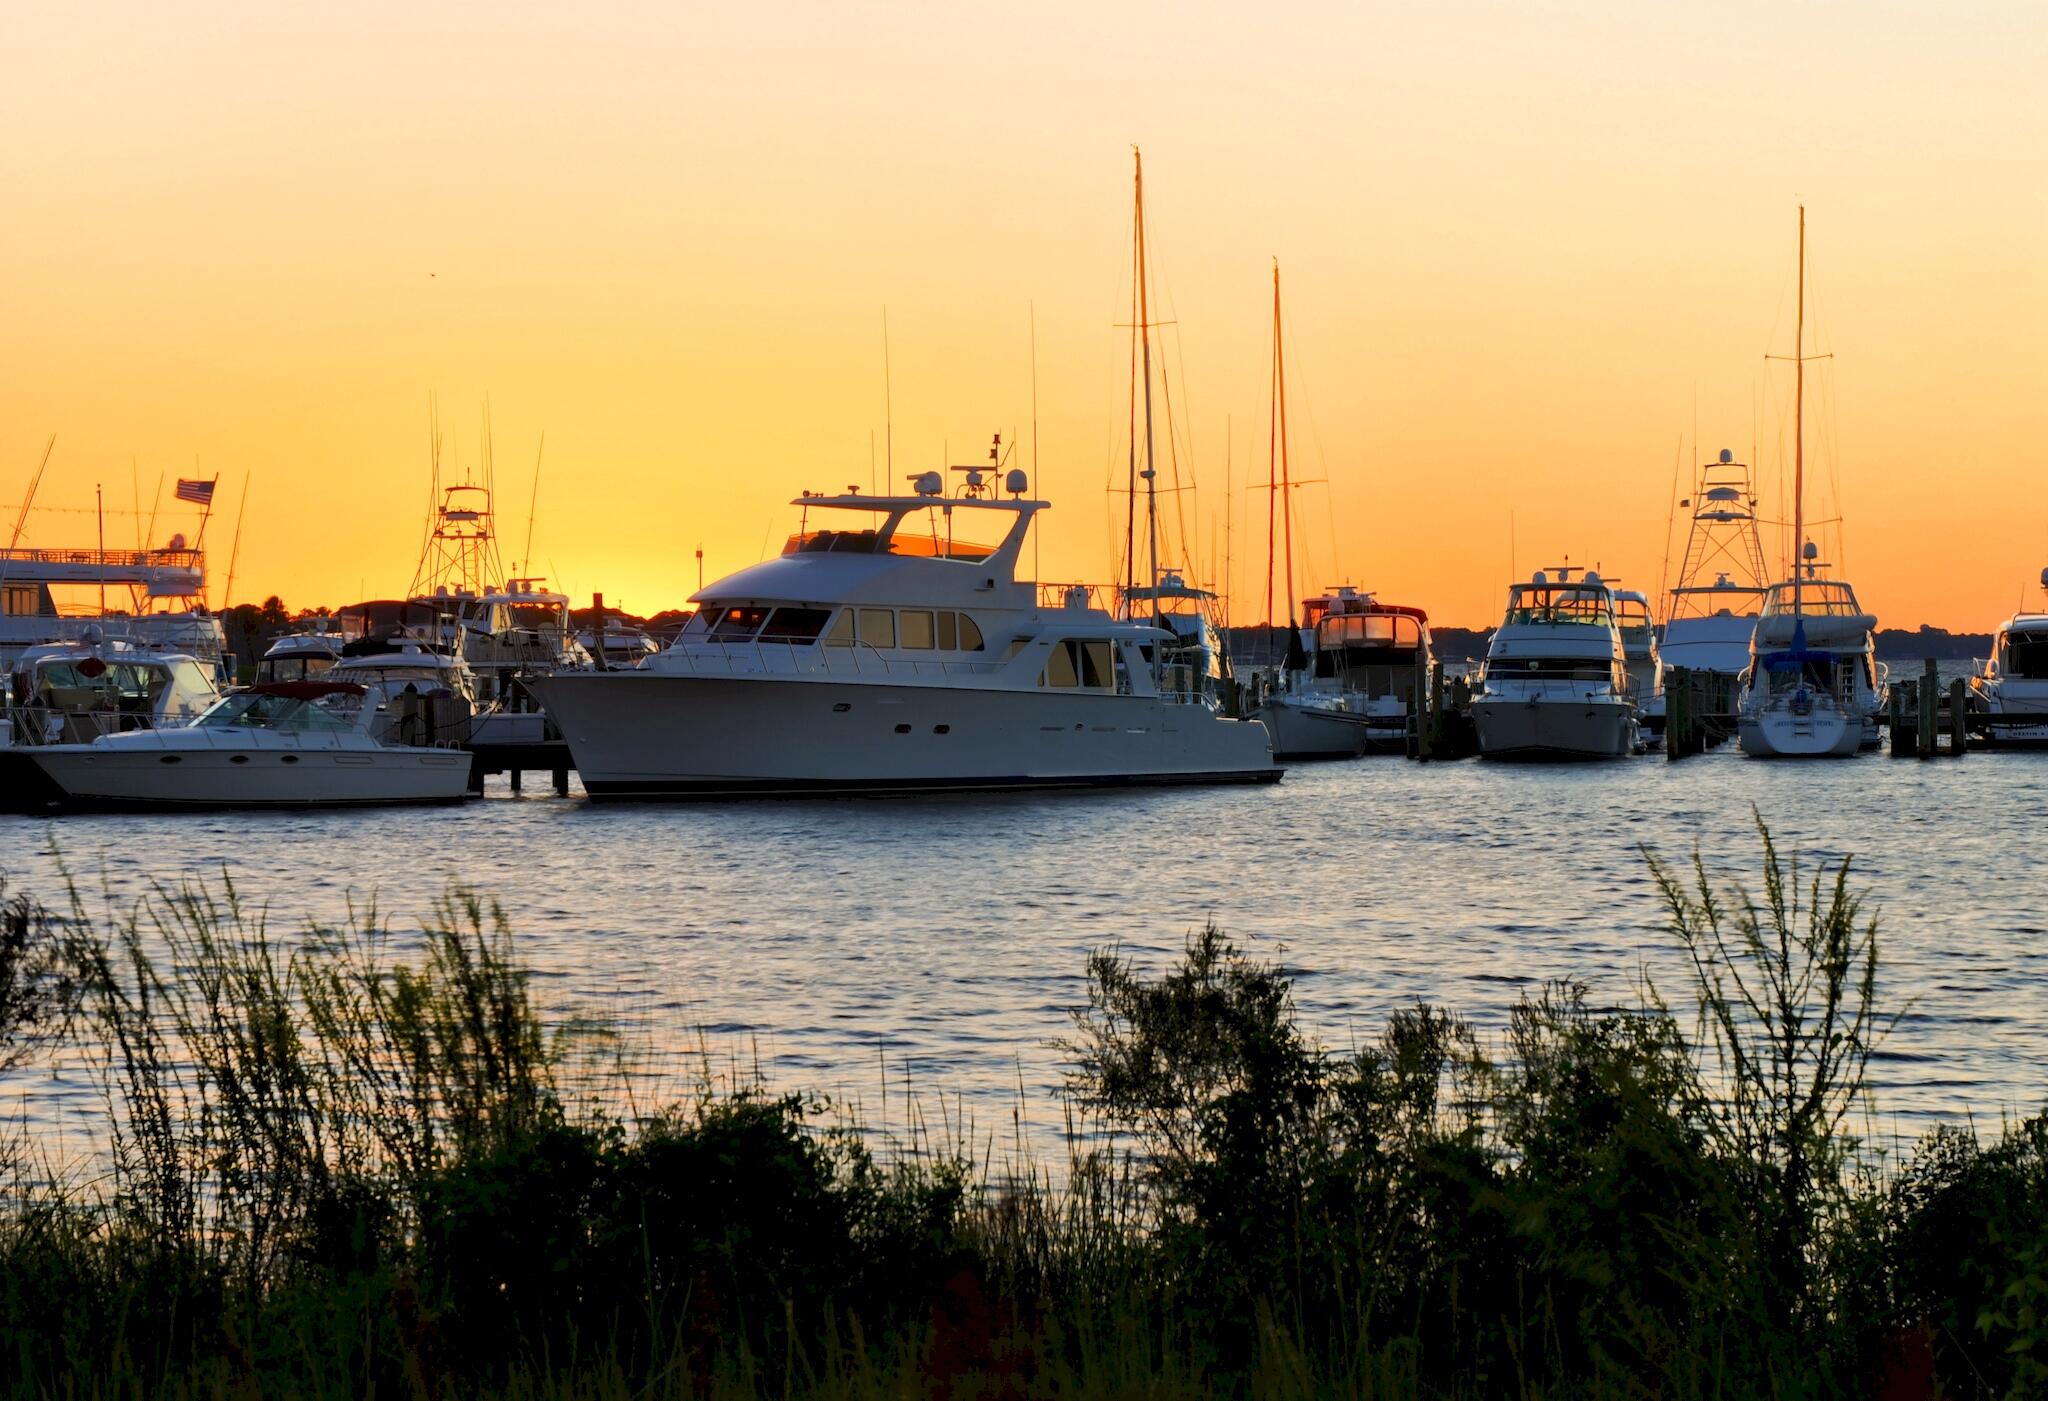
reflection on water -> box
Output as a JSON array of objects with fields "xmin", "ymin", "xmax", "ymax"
[{"xmin": 4, "ymin": 740, "xmax": 2047, "ymax": 1161}]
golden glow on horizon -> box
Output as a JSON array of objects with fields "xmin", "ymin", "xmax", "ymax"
[{"xmin": 4, "ymin": 2, "xmax": 2046, "ymax": 628}]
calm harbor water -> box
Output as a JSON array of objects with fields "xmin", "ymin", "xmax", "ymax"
[{"xmin": 4, "ymin": 736, "xmax": 2046, "ymax": 1161}]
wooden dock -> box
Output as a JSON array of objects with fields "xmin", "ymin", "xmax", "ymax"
[{"xmin": 467, "ymin": 740, "xmax": 576, "ymax": 795}]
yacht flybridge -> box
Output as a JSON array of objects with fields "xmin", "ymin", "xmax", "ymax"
[
  {"xmin": 526, "ymin": 472, "xmax": 1280, "ymax": 797},
  {"xmin": 1472, "ymin": 567, "xmax": 1638, "ymax": 760},
  {"xmin": 1737, "ymin": 207, "xmax": 1884, "ymax": 758},
  {"xmin": 1971, "ymin": 569, "xmax": 2048, "ymax": 743}
]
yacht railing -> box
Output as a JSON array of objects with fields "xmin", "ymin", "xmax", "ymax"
[
  {"xmin": 655, "ymin": 638, "xmax": 1010, "ymax": 682},
  {"xmin": 2, "ymin": 706, "xmax": 170, "ymax": 746}
]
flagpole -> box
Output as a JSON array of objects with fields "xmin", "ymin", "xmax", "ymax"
[
  {"xmin": 191, "ymin": 465, "xmax": 219, "ymax": 550},
  {"xmin": 96, "ymin": 483, "xmax": 106, "ymax": 618}
]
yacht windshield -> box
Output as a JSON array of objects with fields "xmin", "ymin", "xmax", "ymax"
[
  {"xmin": 199, "ymin": 689, "xmax": 361, "ymax": 732},
  {"xmin": 2006, "ymin": 631, "xmax": 2048, "ymax": 680},
  {"xmin": 1504, "ymin": 587, "xmax": 1614, "ymax": 627},
  {"xmin": 1763, "ymin": 581, "xmax": 1865, "ymax": 617}
]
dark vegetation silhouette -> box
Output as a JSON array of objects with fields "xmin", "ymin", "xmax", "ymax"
[{"xmin": 1, "ymin": 822, "xmax": 2045, "ymax": 1396}]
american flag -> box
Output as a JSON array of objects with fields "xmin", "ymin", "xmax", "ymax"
[{"xmin": 175, "ymin": 478, "xmax": 216, "ymax": 506}]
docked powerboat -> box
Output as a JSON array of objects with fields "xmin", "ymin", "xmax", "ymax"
[
  {"xmin": 1660, "ymin": 449, "xmax": 1770, "ymax": 677},
  {"xmin": 1471, "ymin": 568, "xmax": 1638, "ymax": 760},
  {"xmin": 525, "ymin": 473, "xmax": 1280, "ymax": 797},
  {"xmin": 1968, "ymin": 570, "xmax": 2048, "ymax": 743},
  {"xmin": 19, "ymin": 680, "xmax": 472, "ymax": 811},
  {"xmin": 1, "ymin": 636, "xmax": 222, "ymax": 810},
  {"xmin": 1251, "ymin": 589, "xmax": 1432, "ymax": 757},
  {"xmin": 1736, "ymin": 207, "xmax": 1883, "ymax": 758},
  {"xmin": 1614, "ymin": 589, "xmax": 1665, "ymax": 737}
]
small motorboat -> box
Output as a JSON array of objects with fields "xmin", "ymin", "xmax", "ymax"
[{"xmin": 19, "ymin": 680, "xmax": 473, "ymax": 811}]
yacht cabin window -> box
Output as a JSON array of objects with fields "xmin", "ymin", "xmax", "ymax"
[
  {"xmin": 1488, "ymin": 657, "xmax": 1617, "ymax": 681},
  {"xmin": 956, "ymin": 613, "xmax": 984, "ymax": 651},
  {"xmin": 858, "ymin": 609, "xmax": 896, "ymax": 648},
  {"xmin": 1039, "ymin": 640, "xmax": 1113, "ymax": 690},
  {"xmin": 900, "ymin": 610, "xmax": 936, "ymax": 649},
  {"xmin": 759, "ymin": 607, "xmax": 832, "ymax": 642},
  {"xmin": 706, "ymin": 606, "xmax": 774, "ymax": 638},
  {"xmin": 2, "ymin": 584, "xmax": 38, "ymax": 616},
  {"xmin": 823, "ymin": 610, "xmax": 855, "ymax": 646},
  {"xmin": 937, "ymin": 611, "xmax": 956, "ymax": 650}
]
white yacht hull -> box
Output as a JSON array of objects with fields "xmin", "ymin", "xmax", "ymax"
[
  {"xmin": 529, "ymin": 673, "xmax": 1280, "ymax": 796},
  {"xmin": 1252, "ymin": 698, "xmax": 1368, "ymax": 759},
  {"xmin": 1471, "ymin": 696, "xmax": 1636, "ymax": 760},
  {"xmin": 1737, "ymin": 701, "xmax": 1861, "ymax": 757},
  {"xmin": 25, "ymin": 745, "xmax": 473, "ymax": 810}
]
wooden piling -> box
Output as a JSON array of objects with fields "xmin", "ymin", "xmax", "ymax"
[
  {"xmin": 553, "ymin": 767, "xmax": 570, "ymax": 797},
  {"xmin": 1949, "ymin": 676, "xmax": 1968, "ymax": 756}
]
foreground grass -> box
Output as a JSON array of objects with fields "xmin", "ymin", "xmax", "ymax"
[{"xmin": 1, "ymin": 819, "xmax": 2046, "ymax": 1398}]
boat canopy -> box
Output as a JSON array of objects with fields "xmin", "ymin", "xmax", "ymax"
[{"xmin": 1761, "ymin": 579, "xmax": 1867, "ymax": 618}]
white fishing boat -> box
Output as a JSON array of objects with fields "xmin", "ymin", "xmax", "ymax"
[
  {"xmin": 1471, "ymin": 567, "xmax": 1638, "ymax": 760},
  {"xmin": 1660, "ymin": 449, "xmax": 1770, "ymax": 676},
  {"xmin": 1614, "ymin": 589, "xmax": 1664, "ymax": 737},
  {"xmin": 1737, "ymin": 207, "xmax": 1884, "ymax": 758},
  {"xmin": 1255, "ymin": 589, "xmax": 1433, "ymax": 757},
  {"xmin": 20, "ymin": 679, "xmax": 472, "ymax": 811},
  {"xmin": 1968, "ymin": 570, "xmax": 2048, "ymax": 743},
  {"xmin": 525, "ymin": 472, "xmax": 1280, "ymax": 797}
]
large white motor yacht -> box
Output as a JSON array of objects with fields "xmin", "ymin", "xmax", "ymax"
[
  {"xmin": 20, "ymin": 680, "xmax": 472, "ymax": 811},
  {"xmin": 1251, "ymin": 589, "xmax": 1433, "ymax": 758},
  {"xmin": 526, "ymin": 474, "xmax": 1280, "ymax": 797},
  {"xmin": 1969, "ymin": 569, "xmax": 2048, "ymax": 743},
  {"xmin": 1736, "ymin": 552, "xmax": 1883, "ymax": 758},
  {"xmin": 1471, "ymin": 568, "xmax": 1639, "ymax": 760}
]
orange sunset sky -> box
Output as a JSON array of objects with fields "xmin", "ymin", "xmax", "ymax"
[{"xmin": 4, "ymin": 1, "xmax": 2045, "ymax": 629}]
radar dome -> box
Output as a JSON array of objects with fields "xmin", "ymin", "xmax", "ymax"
[
  {"xmin": 1584, "ymin": 570, "xmax": 1602, "ymax": 585},
  {"xmin": 1803, "ymin": 540, "xmax": 1819, "ymax": 561},
  {"xmin": 1005, "ymin": 468, "xmax": 1028, "ymax": 496},
  {"xmin": 1533, "ymin": 570, "xmax": 1547, "ymax": 585},
  {"xmin": 2039, "ymin": 566, "xmax": 2048, "ymax": 589},
  {"xmin": 910, "ymin": 471, "xmax": 942, "ymax": 496},
  {"xmin": 1718, "ymin": 448, "xmax": 1733, "ymax": 464}
]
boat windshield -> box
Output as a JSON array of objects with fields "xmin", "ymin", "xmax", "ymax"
[
  {"xmin": 1503, "ymin": 586, "xmax": 1614, "ymax": 627},
  {"xmin": 2005, "ymin": 630, "xmax": 2048, "ymax": 680},
  {"xmin": 1762, "ymin": 580, "xmax": 1864, "ymax": 617},
  {"xmin": 198, "ymin": 689, "xmax": 361, "ymax": 732},
  {"xmin": 26, "ymin": 661, "xmax": 165, "ymax": 706}
]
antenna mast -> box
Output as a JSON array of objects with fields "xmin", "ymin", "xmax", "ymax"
[{"xmin": 1264, "ymin": 260, "xmax": 1295, "ymax": 628}]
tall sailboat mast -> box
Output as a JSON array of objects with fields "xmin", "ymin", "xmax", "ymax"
[
  {"xmin": 1794, "ymin": 203, "xmax": 1805, "ymax": 613},
  {"xmin": 1263, "ymin": 260, "xmax": 1295, "ymax": 629},
  {"xmin": 1134, "ymin": 149, "xmax": 1161, "ymax": 632}
]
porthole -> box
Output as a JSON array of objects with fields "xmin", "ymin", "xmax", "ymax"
[
  {"xmin": 158, "ymin": 755, "xmax": 182, "ymax": 765},
  {"xmin": 933, "ymin": 724, "xmax": 950, "ymax": 735},
  {"xmin": 832, "ymin": 702, "xmax": 852, "ymax": 713},
  {"xmin": 281, "ymin": 755, "xmax": 300, "ymax": 765},
  {"xmin": 894, "ymin": 723, "xmax": 912, "ymax": 734},
  {"xmin": 230, "ymin": 755, "xmax": 250, "ymax": 765}
]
